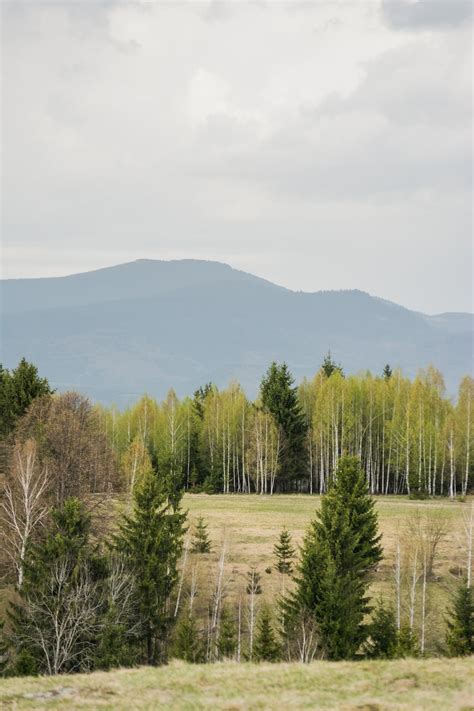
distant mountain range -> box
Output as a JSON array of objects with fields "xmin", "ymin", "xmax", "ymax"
[{"xmin": 1, "ymin": 259, "xmax": 472, "ymax": 405}]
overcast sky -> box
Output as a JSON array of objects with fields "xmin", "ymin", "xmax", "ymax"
[{"xmin": 2, "ymin": 0, "xmax": 472, "ymax": 314}]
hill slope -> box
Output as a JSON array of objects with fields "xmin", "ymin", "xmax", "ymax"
[{"xmin": 1, "ymin": 259, "xmax": 472, "ymax": 404}]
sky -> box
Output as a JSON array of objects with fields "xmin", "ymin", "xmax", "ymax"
[{"xmin": 1, "ymin": 0, "xmax": 472, "ymax": 314}]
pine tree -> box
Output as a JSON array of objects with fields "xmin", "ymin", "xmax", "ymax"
[
  {"xmin": 8, "ymin": 498, "xmax": 102, "ymax": 675},
  {"xmin": 273, "ymin": 527, "xmax": 296, "ymax": 575},
  {"xmin": 114, "ymin": 468, "xmax": 186, "ymax": 665},
  {"xmin": 283, "ymin": 455, "xmax": 382, "ymax": 660},
  {"xmin": 172, "ymin": 613, "xmax": 205, "ymax": 663},
  {"xmin": 445, "ymin": 580, "xmax": 473, "ymax": 656},
  {"xmin": 254, "ymin": 608, "xmax": 281, "ymax": 662},
  {"xmin": 395, "ymin": 624, "xmax": 419, "ymax": 658},
  {"xmin": 383, "ymin": 364, "xmax": 393, "ymax": 380},
  {"xmin": 191, "ymin": 515, "xmax": 212, "ymax": 554},
  {"xmin": 0, "ymin": 620, "xmax": 8, "ymax": 677},
  {"xmin": 321, "ymin": 351, "xmax": 344, "ymax": 378},
  {"xmin": 0, "ymin": 359, "xmax": 53, "ymax": 437},
  {"xmin": 364, "ymin": 599, "xmax": 398, "ymax": 659},
  {"xmin": 260, "ymin": 362, "xmax": 308, "ymax": 489},
  {"xmin": 217, "ymin": 605, "xmax": 237, "ymax": 659}
]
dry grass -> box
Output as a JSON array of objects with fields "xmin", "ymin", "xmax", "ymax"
[
  {"xmin": 0, "ymin": 657, "xmax": 472, "ymax": 710},
  {"xmin": 181, "ymin": 494, "xmax": 470, "ymax": 649}
]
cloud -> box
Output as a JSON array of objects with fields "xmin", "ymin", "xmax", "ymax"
[
  {"xmin": 381, "ymin": 0, "xmax": 472, "ymax": 31},
  {"xmin": 1, "ymin": 0, "xmax": 472, "ymax": 313}
]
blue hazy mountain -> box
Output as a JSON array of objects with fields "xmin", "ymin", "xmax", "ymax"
[{"xmin": 1, "ymin": 259, "xmax": 472, "ymax": 405}]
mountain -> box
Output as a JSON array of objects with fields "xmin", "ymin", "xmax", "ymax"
[{"xmin": 1, "ymin": 259, "xmax": 472, "ymax": 405}]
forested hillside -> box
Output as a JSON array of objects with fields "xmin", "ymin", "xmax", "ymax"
[{"xmin": 1, "ymin": 259, "xmax": 472, "ymax": 404}]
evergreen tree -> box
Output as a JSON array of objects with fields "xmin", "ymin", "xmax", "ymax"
[
  {"xmin": 395, "ymin": 624, "xmax": 419, "ymax": 658},
  {"xmin": 364, "ymin": 599, "xmax": 398, "ymax": 659},
  {"xmin": 321, "ymin": 351, "xmax": 344, "ymax": 378},
  {"xmin": 217, "ymin": 605, "xmax": 237, "ymax": 659},
  {"xmin": 273, "ymin": 527, "xmax": 296, "ymax": 575},
  {"xmin": 191, "ymin": 515, "xmax": 212, "ymax": 554},
  {"xmin": 113, "ymin": 468, "xmax": 186, "ymax": 665},
  {"xmin": 260, "ymin": 362, "xmax": 308, "ymax": 489},
  {"xmin": 0, "ymin": 359, "xmax": 53, "ymax": 437},
  {"xmin": 8, "ymin": 498, "xmax": 103, "ymax": 675},
  {"xmin": 0, "ymin": 620, "xmax": 8, "ymax": 677},
  {"xmin": 383, "ymin": 364, "xmax": 393, "ymax": 380},
  {"xmin": 283, "ymin": 455, "xmax": 382, "ymax": 660},
  {"xmin": 172, "ymin": 613, "xmax": 205, "ymax": 663},
  {"xmin": 254, "ymin": 608, "xmax": 281, "ymax": 662},
  {"xmin": 445, "ymin": 580, "xmax": 473, "ymax": 656}
]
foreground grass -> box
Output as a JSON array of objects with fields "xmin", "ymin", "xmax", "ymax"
[{"xmin": 0, "ymin": 658, "xmax": 472, "ymax": 710}]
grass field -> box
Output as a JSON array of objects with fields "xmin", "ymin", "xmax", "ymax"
[
  {"xmin": 0, "ymin": 657, "xmax": 472, "ymax": 710},
  {"xmin": 181, "ymin": 495, "xmax": 469, "ymax": 647},
  {"xmin": 0, "ymin": 496, "xmax": 472, "ymax": 709}
]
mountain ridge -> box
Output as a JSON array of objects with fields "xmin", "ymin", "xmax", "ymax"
[{"xmin": 1, "ymin": 259, "xmax": 472, "ymax": 405}]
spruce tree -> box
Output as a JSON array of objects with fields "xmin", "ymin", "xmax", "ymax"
[
  {"xmin": 445, "ymin": 580, "xmax": 473, "ymax": 656},
  {"xmin": 395, "ymin": 624, "xmax": 419, "ymax": 658},
  {"xmin": 8, "ymin": 498, "xmax": 101, "ymax": 675},
  {"xmin": 383, "ymin": 364, "xmax": 393, "ymax": 380},
  {"xmin": 254, "ymin": 608, "xmax": 281, "ymax": 662},
  {"xmin": 364, "ymin": 599, "xmax": 398, "ymax": 659},
  {"xmin": 217, "ymin": 605, "xmax": 237, "ymax": 659},
  {"xmin": 273, "ymin": 527, "xmax": 296, "ymax": 575},
  {"xmin": 113, "ymin": 467, "xmax": 186, "ymax": 665},
  {"xmin": 191, "ymin": 515, "xmax": 212, "ymax": 554},
  {"xmin": 0, "ymin": 359, "xmax": 53, "ymax": 437},
  {"xmin": 0, "ymin": 620, "xmax": 8, "ymax": 677},
  {"xmin": 260, "ymin": 362, "xmax": 308, "ymax": 489},
  {"xmin": 172, "ymin": 614, "xmax": 204, "ymax": 663},
  {"xmin": 283, "ymin": 455, "xmax": 382, "ymax": 660},
  {"xmin": 321, "ymin": 351, "xmax": 344, "ymax": 378}
]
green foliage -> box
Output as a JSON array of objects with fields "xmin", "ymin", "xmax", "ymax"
[
  {"xmin": 260, "ymin": 362, "xmax": 308, "ymax": 488},
  {"xmin": 364, "ymin": 600, "xmax": 398, "ymax": 659},
  {"xmin": 321, "ymin": 351, "xmax": 344, "ymax": 378},
  {"xmin": 383, "ymin": 364, "xmax": 393, "ymax": 380},
  {"xmin": 0, "ymin": 359, "xmax": 53, "ymax": 437},
  {"xmin": 217, "ymin": 606, "xmax": 237, "ymax": 660},
  {"xmin": 445, "ymin": 580, "xmax": 473, "ymax": 656},
  {"xmin": 273, "ymin": 527, "xmax": 296, "ymax": 575},
  {"xmin": 172, "ymin": 614, "xmax": 205, "ymax": 663},
  {"xmin": 253, "ymin": 608, "xmax": 281, "ymax": 662},
  {"xmin": 191, "ymin": 516, "xmax": 212, "ymax": 554},
  {"xmin": 395, "ymin": 624, "xmax": 419, "ymax": 658},
  {"xmin": 8, "ymin": 498, "xmax": 102, "ymax": 675},
  {"xmin": 113, "ymin": 468, "xmax": 186, "ymax": 665},
  {"xmin": 283, "ymin": 455, "xmax": 382, "ymax": 660}
]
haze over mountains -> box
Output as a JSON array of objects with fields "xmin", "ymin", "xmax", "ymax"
[{"xmin": 1, "ymin": 259, "xmax": 472, "ymax": 405}]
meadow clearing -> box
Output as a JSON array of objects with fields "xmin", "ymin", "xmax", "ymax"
[{"xmin": 0, "ymin": 657, "xmax": 472, "ymax": 710}]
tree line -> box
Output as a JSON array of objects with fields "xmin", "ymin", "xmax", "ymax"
[{"xmin": 96, "ymin": 357, "xmax": 473, "ymax": 497}]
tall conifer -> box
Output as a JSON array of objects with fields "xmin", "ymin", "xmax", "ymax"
[{"xmin": 283, "ymin": 455, "xmax": 382, "ymax": 659}]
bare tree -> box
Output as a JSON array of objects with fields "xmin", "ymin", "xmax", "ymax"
[
  {"xmin": 14, "ymin": 561, "xmax": 102, "ymax": 675},
  {"xmin": 0, "ymin": 439, "xmax": 50, "ymax": 586},
  {"xmin": 246, "ymin": 567, "xmax": 262, "ymax": 661}
]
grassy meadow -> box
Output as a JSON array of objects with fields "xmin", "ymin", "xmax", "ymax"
[
  {"xmin": 181, "ymin": 494, "xmax": 470, "ymax": 649},
  {"xmin": 0, "ymin": 657, "xmax": 472, "ymax": 710},
  {"xmin": 0, "ymin": 495, "xmax": 472, "ymax": 710}
]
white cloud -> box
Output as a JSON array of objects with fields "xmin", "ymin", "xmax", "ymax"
[{"xmin": 1, "ymin": 0, "xmax": 472, "ymax": 313}]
